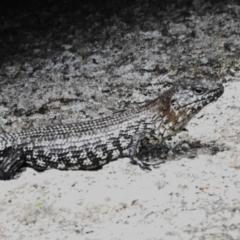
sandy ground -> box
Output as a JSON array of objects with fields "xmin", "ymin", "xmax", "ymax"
[{"xmin": 0, "ymin": 0, "xmax": 240, "ymax": 239}]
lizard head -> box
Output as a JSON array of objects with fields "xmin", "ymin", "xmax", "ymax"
[
  {"xmin": 159, "ymin": 79, "xmax": 224, "ymax": 134},
  {"xmin": 170, "ymin": 79, "xmax": 224, "ymax": 114}
]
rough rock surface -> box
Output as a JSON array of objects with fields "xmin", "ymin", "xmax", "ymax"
[{"xmin": 0, "ymin": 0, "xmax": 240, "ymax": 239}]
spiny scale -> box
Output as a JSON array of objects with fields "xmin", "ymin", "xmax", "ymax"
[{"xmin": 0, "ymin": 80, "xmax": 224, "ymax": 180}]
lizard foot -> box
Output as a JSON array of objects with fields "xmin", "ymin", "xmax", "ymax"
[{"xmin": 130, "ymin": 158, "xmax": 165, "ymax": 171}]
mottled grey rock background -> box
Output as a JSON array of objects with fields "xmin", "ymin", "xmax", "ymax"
[{"xmin": 0, "ymin": 0, "xmax": 240, "ymax": 239}]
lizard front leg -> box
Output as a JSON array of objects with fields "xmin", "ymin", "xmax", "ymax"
[{"xmin": 129, "ymin": 133, "xmax": 165, "ymax": 170}]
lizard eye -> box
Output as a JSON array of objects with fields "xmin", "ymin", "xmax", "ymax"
[{"xmin": 193, "ymin": 87, "xmax": 204, "ymax": 95}]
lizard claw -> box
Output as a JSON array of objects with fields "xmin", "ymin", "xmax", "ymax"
[{"xmin": 130, "ymin": 158, "xmax": 165, "ymax": 171}]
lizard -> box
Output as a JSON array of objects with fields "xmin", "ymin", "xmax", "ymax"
[{"xmin": 0, "ymin": 79, "xmax": 224, "ymax": 180}]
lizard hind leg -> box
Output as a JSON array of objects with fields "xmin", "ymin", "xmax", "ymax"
[{"xmin": 0, "ymin": 150, "xmax": 24, "ymax": 180}]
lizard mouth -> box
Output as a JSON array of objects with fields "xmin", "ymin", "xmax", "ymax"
[
  {"xmin": 204, "ymin": 85, "xmax": 224, "ymax": 104},
  {"xmin": 210, "ymin": 83, "xmax": 224, "ymax": 98}
]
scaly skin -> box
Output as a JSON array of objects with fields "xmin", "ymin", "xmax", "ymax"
[{"xmin": 0, "ymin": 80, "xmax": 224, "ymax": 180}]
